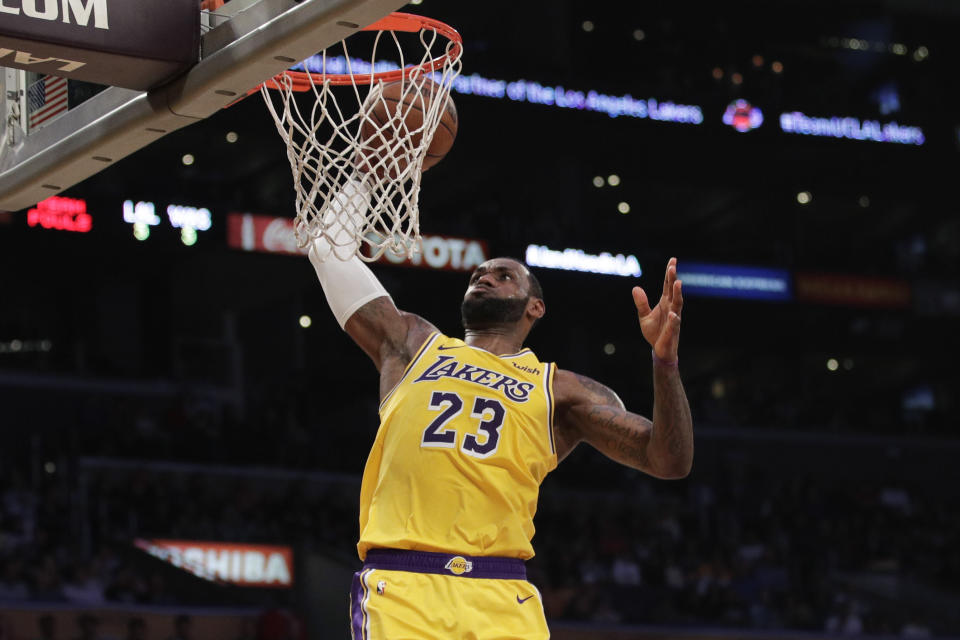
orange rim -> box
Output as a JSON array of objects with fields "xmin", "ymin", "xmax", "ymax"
[{"xmin": 262, "ymin": 12, "xmax": 461, "ymax": 92}]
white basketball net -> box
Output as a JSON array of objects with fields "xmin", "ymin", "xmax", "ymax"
[{"xmin": 260, "ymin": 19, "xmax": 463, "ymax": 262}]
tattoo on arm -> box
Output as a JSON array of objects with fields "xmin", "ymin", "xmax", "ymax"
[
  {"xmin": 564, "ymin": 369, "xmax": 693, "ymax": 478},
  {"xmin": 352, "ymin": 297, "xmax": 399, "ymax": 333},
  {"xmin": 650, "ymin": 365, "xmax": 694, "ymax": 476},
  {"xmin": 570, "ymin": 373, "xmax": 654, "ymax": 472},
  {"xmin": 584, "ymin": 404, "xmax": 652, "ymax": 470},
  {"xmin": 572, "ymin": 373, "xmax": 625, "ymax": 409},
  {"xmin": 349, "ymin": 297, "xmax": 413, "ymax": 364}
]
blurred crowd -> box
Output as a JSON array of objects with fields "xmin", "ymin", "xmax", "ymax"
[
  {"xmin": 2, "ymin": 391, "xmax": 958, "ymax": 638},
  {"xmin": 0, "ymin": 611, "xmax": 303, "ymax": 640},
  {"xmin": 530, "ymin": 462, "xmax": 958, "ymax": 635}
]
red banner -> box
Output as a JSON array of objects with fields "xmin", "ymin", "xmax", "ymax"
[
  {"xmin": 135, "ymin": 539, "xmax": 293, "ymax": 588},
  {"xmin": 227, "ymin": 213, "xmax": 489, "ymax": 272},
  {"xmin": 794, "ymin": 273, "xmax": 911, "ymax": 309},
  {"xmin": 226, "ymin": 213, "xmax": 303, "ymax": 256}
]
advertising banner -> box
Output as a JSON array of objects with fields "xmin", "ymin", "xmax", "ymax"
[
  {"xmin": 227, "ymin": 213, "xmax": 303, "ymax": 256},
  {"xmin": 794, "ymin": 273, "xmax": 911, "ymax": 309},
  {"xmin": 368, "ymin": 234, "xmax": 489, "ymax": 272},
  {"xmin": 227, "ymin": 213, "xmax": 489, "ymax": 273},
  {"xmin": 677, "ymin": 262, "xmax": 791, "ymax": 301},
  {"xmin": 525, "ymin": 244, "xmax": 641, "ymax": 277},
  {"xmin": 135, "ymin": 539, "xmax": 294, "ymax": 588},
  {"xmin": 0, "ymin": 0, "xmax": 199, "ymax": 90}
]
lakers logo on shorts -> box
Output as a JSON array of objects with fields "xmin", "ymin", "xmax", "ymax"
[{"xmin": 444, "ymin": 556, "xmax": 473, "ymax": 575}]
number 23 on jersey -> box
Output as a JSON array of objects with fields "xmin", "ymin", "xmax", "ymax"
[{"xmin": 420, "ymin": 390, "xmax": 505, "ymax": 458}]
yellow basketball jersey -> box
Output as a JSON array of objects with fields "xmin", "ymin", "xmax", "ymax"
[{"xmin": 357, "ymin": 332, "xmax": 558, "ymax": 561}]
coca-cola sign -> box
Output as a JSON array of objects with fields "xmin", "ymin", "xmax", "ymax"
[{"xmin": 226, "ymin": 213, "xmax": 304, "ymax": 256}]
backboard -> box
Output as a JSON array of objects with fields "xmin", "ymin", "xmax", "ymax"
[{"xmin": 0, "ymin": 0, "xmax": 407, "ymax": 212}]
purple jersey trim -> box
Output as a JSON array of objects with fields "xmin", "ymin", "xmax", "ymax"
[
  {"xmin": 350, "ymin": 568, "xmax": 372, "ymax": 640},
  {"xmin": 544, "ymin": 362, "xmax": 556, "ymax": 455},
  {"xmin": 364, "ymin": 548, "xmax": 527, "ymax": 580}
]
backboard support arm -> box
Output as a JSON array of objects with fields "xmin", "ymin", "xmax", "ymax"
[{"xmin": 0, "ymin": 0, "xmax": 406, "ymax": 211}]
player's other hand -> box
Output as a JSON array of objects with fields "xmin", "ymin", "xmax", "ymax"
[{"xmin": 632, "ymin": 257, "xmax": 683, "ymax": 362}]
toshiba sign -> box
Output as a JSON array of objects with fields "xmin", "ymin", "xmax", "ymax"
[{"xmin": 135, "ymin": 539, "xmax": 293, "ymax": 588}]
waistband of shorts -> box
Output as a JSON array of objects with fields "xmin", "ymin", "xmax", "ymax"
[{"xmin": 363, "ymin": 548, "xmax": 527, "ymax": 580}]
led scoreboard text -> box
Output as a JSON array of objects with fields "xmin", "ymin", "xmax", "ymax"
[
  {"xmin": 298, "ymin": 56, "xmax": 704, "ymax": 124},
  {"xmin": 122, "ymin": 199, "xmax": 211, "ymax": 244},
  {"xmin": 27, "ymin": 196, "xmax": 92, "ymax": 232},
  {"xmin": 295, "ymin": 57, "xmax": 930, "ymax": 146},
  {"xmin": 525, "ymin": 244, "xmax": 642, "ymax": 277}
]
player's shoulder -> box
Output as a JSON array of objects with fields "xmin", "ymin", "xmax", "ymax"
[
  {"xmin": 397, "ymin": 309, "xmax": 437, "ymax": 333},
  {"xmin": 552, "ymin": 368, "xmax": 625, "ymax": 409},
  {"xmin": 397, "ymin": 311, "xmax": 440, "ymax": 354}
]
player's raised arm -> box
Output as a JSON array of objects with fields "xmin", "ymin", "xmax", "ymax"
[
  {"xmin": 306, "ymin": 178, "xmax": 436, "ymax": 374},
  {"xmin": 552, "ymin": 368, "xmax": 692, "ymax": 479},
  {"xmin": 552, "ymin": 258, "xmax": 693, "ymax": 479}
]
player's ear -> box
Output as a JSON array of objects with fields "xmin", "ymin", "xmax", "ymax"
[{"xmin": 527, "ymin": 297, "xmax": 545, "ymax": 321}]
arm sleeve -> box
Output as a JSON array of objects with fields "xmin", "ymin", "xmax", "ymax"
[
  {"xmin": 306, "ymin": 176, "xmax": 391, "ymax": 329},
  {"xmin": 308, "ymin": 244, "xmax": 390, "ymax": 329}
]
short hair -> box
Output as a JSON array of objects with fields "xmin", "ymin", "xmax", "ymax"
[{"xmin": 525, "ymin": 267, "xmax": 544, "ymax": 302}]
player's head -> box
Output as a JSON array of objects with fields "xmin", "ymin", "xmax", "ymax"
[{"xmin": 461, "ymin": 257, "xmax": 545, "ymax": 333}]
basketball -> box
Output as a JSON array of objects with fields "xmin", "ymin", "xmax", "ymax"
[{"xmin": 357, "ymin": 77, "xmax": 458, "ymax": 177}]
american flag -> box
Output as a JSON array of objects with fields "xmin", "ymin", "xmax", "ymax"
[{"xmin": 27, "ymin": 75, "xmax": 68, "ymax": 130}]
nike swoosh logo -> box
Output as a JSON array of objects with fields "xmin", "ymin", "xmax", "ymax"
[
  {"xmin": 437, "ymin": 345, "xmax": 466, "ymax": 350},
  {"xmin": 517, "ymin": 594, "xmax": 535, "ymax": 604}
]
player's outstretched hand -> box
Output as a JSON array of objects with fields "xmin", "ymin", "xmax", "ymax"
[{"xmin": 632, "ymin": 257, "xmax": 683, "ymax": 363}]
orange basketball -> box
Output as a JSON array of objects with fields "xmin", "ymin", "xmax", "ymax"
[{"xmin": 357, "ymin": 78, "xmax": 458, "ymax": 178}]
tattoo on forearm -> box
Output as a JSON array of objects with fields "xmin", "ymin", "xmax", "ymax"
[
  {"xmin": 586, "ymin": 405, "xmax": 651, "ymax": 469},
  {"xmin": 572, "ymin": 373, "xmax": 652, "ymax": 468},
  {"xmin": 568, "ymin": 368, "xmax": 693, "ymax": 476},
  {"xmin": 651, "ymin": 365, "xmax": 694, "ymax": 471}
]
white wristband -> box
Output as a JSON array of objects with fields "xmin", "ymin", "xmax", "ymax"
[
  {"xmin": 309, "ymin": 245, "xmax": 390, "ymax": 329},
  {"xmin": 309, "ymin": 176, "xmax": 370, "ymax": 262},
  {"xmin": 307, "ymin": 176, "xmax": 390, "ymax": 329}
]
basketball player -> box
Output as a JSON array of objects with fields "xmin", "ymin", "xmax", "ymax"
[{"xmin": 307, "ymin": 183, "xmax": 693, "ymax": 639}]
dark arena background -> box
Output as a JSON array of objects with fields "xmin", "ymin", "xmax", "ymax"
[{"xmin": 2, "ymin": 1, "xmax": 960, "ymax": 638}]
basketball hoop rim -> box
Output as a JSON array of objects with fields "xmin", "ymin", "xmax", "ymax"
[{"xmin": 262, "ymin": 12, "xmax": 462, "ymax": 92}]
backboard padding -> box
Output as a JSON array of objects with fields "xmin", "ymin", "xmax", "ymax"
[{"xmin": 0, "ymin": 0, "xmax": 407, "ymax": 211}]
